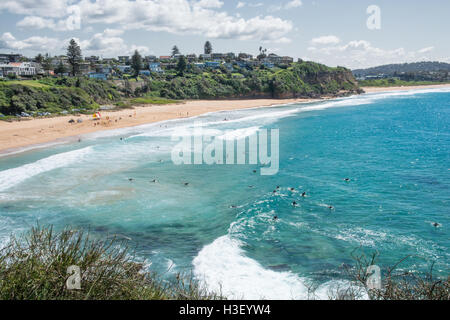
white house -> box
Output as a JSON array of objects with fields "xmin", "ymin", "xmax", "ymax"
[{"xmin": 0, "ymin": 62, "xmax": 37, "ymax": 77}]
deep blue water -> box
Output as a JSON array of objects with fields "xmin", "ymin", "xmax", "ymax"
[{"xmin": 0, "ymin": 88, "xmax": 449, "ymax": 299}]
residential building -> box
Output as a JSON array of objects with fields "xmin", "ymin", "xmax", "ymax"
[
  {"xmin": 224, "ymin": 63, "xmax": 234, "ymax": 71},
  {"xmin": 0, "ymin": 53, "xmax": 22, "ymax": 63},
  {"xmin": 149, "ymin": 62, "xmax": 163, "ymax": 73},
  {"xmin": 116, "ymin": 65, "xmax": 131, "ymax": 73},
  {"xmin": 85, "ymin": 56, "xmax": 100, "ymax": 63},
  {"xmin": 281, "ymin": 56, "xmax": 294, "ymax": 64},
  {"xmin": 205, "ymin": 61, "xmax": 221, "ymax": 69},
  {"xmin": 186, "ymin": 54, "xmax": 197, "ymax": 62},
  {"xmin": 238, "ymin": 53, "xmax": 253, "ymax": 60},
  {"xmin": 159, "ymin": 56, "xmax": 172, "ymax": 61},
  {"xmin": 199, "ymin": 54, "xmax": 212, "ymax": 61},
  {"xmin": 118, "ymin": 56, "xmax": 130, "ymax": 63},
  {"xmin": 139, "ymin": 70, "xmax": 151, "ymax": 76},
  {"xmin": 226, "ymin": 52, "xmax": 236, "ymax": 60},
  {"xmin": 0, "ymin": 62, "xmax": 37, "ymax": 77},
  {"xmin": 211, "ymin": 53, "xmax": 225, "ymax": 60},
  {"xmin": 88, "ymin": 73, "xmax": 108, "ymax": 80},
  {"xmin": 144, "ymin": 55, "xmax": 157, "ymax": 62}
]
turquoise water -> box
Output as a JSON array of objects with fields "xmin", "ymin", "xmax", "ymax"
[{"xmin": 0, "ymin": 88, "xmax": 449, "ymax": 299}]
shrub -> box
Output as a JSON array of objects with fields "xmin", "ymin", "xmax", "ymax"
[{"xmin": 0, "ymin": 225, "xmax": 222, "ymax": 300}]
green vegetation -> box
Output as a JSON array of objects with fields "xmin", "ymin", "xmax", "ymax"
[
  {"xmin": 0, "ymin": 225, "xmax": 221, "ymax": 300},
  {"xmin": 152, "ymin": 61, "xmax": 360, "ymax": 100},
  {"xmin": 0, "ymin": 61, "xmax": 361, "ymax": 119},
  {"xmin": 131, "ymin": 50, "xmax": 143, "ymax": 79},
  {"xmin": 0, "ymin": 77, "xmax": 121, "ymax": 117},
  {"xmin": 359, "ymin": 78, "xmax": 450, "ymax": 87}
]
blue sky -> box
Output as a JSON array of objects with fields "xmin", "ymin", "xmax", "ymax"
[{"xmin": 0, "ymin": 0, "xmax": 448, "ymax": 69}]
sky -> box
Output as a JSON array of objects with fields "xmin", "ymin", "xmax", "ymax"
[{"xmin": 0, "ymin": 0, "xmax": 449, "ymax": 69}]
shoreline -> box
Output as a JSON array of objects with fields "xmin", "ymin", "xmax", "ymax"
[
  {"xmin": 2, "ymin": 83, "xmax": 450, "ymax": 155},
  {"xmin": 0, "ymin": 97, "xmax": 327, "ymax": 155},
  {"xmin": 362, "ymin": 83, "xmax": 450, "ymax": 93}
]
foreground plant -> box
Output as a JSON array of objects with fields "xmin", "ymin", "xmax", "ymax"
[{"xmin": 0, "ymin": 225, "xmax": 221, "ymax": 300}]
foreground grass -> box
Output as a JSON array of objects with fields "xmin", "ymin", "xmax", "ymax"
[{"xmin": 0, "ymin": 226, "xmax": 221, "ymax": 300}]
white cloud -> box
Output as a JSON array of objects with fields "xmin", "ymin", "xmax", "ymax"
[
  {"xmin": 311, "ymin": 35, "xmax": 341, "ymax": 45},
  {"xmin": 195, "ymin": 0, "xmax": 224, "ymax": 9},
  {"xmin": 7, "ymin": 0, "xmax": 293, "ymax": 42},
  {"xmin": 285, "ymin": 0, "xmax": 302, "ymax": 9},
  {"xmin": 74, "ymin": 0, "xmax": 293, "ymax": 42},
  {"xmin": 269, "ymin": 0, "xmax": 302, "ymax": 11},
  {"xmin": 307, "ymin": 38, "xmax": 439, "ymax": 69},
  {"xmin": 0, "ymin": 0, "xmax": 72, "ymax": 18},
  {"xmin": 0, "ymin": 32, "xmax": 61, "ymax": 51},
  {"xmin": 79, "ymin": 29, "xmax": 150, "ymax": 56},
  {"xmin": 0, "ymin": 30, "xmax": 149, "ymax": 57},
  {"xmin": 418, "ymin": 46, "xmax": 434, "ymax": 54}
]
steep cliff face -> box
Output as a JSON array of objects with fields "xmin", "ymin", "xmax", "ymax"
[{"xmin": 270, "ymin": 62, "xmax": 362, "ymax": 99}]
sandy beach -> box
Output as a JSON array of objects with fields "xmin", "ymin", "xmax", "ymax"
[
  {"xmin": 0, "ymin": 98, "xmax": 321, "ymax": 154},
  {"xmin": 2, "ymin": 83, "xmax": 450, "ymax": 155},
  {"xmin": 362, "ymin": 83, "xmax": 450, "ymax": 93}
]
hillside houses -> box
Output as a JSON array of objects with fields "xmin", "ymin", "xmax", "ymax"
[{"xmin": 0, "ymin": 49, "xmax": 295, "ymax": 80}]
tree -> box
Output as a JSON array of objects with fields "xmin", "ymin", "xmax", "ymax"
[
  {"xmin": 257, "ymin": 47, "xmax": 267, "ymax": 61},
  {"xmin": 176, "ymin": 56, "xmax": 187, "ymax": 75},
  {"xmin": 204, "ymin": 41, "xmax": 212, "ymax": 54},
  {"xmin": 67, "ymin": 39, "xmax": 82, "ymax": 76},
  {"xmin": 55, "ymin": 61, "xmax": 67, "ymax": 76},
  {"xmin": 131, "ymin": 50, "xmax": 143, "ymax": 79},
  {"xmin": 35, "ymin": 54, "xmax": 44, "ymax": 64},
  {"xmin": 172, "ymin": 45, "xmax": 180, "ymax": 56},
  {"xmin": 42, "ymin": 54, "xmax": 52, "ymax": 72}
]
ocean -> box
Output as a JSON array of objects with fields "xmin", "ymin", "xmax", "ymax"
[{"xmin": 0, "ymin": 88, "xmax": 449, "ymax": 299}]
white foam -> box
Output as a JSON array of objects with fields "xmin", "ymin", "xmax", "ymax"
[
  {"xmin": 0, "ymin": 147, "xmax": 92, "ymax": 192},
  {"xmin": 216, "ymin": 126, "xmax": 261, "ymax": 141},
  {"xmin": 193, "ymin": 235, "xmax": 312, "ymax": 300}
]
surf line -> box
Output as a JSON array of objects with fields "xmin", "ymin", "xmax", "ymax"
[{"xmin": 171, "ymin": 121, "xmax": 279, "ymax": 175}]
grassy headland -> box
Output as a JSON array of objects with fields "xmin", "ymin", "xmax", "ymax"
[{"xmin": 0, "ymin": 61, "xmax": 361, "ymax": 120}]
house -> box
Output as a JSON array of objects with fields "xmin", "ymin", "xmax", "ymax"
[
  {"xmin": 173, "ymin": 54, "xmax": 184, "ymax": 59},
  {"xmin": 265, "ymin": 54, "xmax": 282, "ymax": 64},
  {"xmin": 262, "ymin": 62, "xmax": 275, "ymax": 69},
  {"xmin": 116, "ymin": 65, "xmax": 131, "ymax": 73},
  {"xmin": 88, "ymin": 73, "xmax": 108, "ymax": 80},
  {"xmin": 0, "ymin": 70, "xmax": 3, "ymax": 78},
  {"xmin": 0, "ymin": 62, "xmax": 37, "ymax": 77},
  {"xmin": 95, "ymin": 65, "xmax": 113, "ymax": 74},
  {"xmin": 281, "ymin": 56, "xmax": 294, "ymax": 64},
  {"xmin": 149, "ymin": 62, "xmax": 163, "ymax": 73},
  {"xmin": 224, "ymin": 63, "xmax": 234, "ymax": 71},
  {"xmin": 85, "ymin": 56, "xmax": 100, "ymax": 63},
  {"xmin": 159, "ymin": 56, "xmax": 172, "ymax": 61},
  {"xmin": 101, "ymin": 58, "xmax": 116, "ymax": 64},
  {"xmin": 205, "ymin": 61, "xmax": 221, "ymax": 69},
  {"xmin": 79, "ymin": 62, "xmax": 92, "ymax": 75},
  {"xmin": 0, "ymin": 53, "xmax": 22, "ymax": 63},
  {"xmin": 118, "ymin": 56, "xmax": 130, "ymax": 63},
  {"xmin": 186, "ymin": 54, "xmax": 197, "ymax": 62},
  {"xmin": 211, "ymin": 53, "xmax": 225, "ymax": 60},
  {"xmin": 238, "ymin": 53, "xmax": 253, "ymax": 60},
  {"xmin": 193, "ymin": 62, "xmax": 205, "ymax": 69},
  {"xmin": 139, "ymin": 70, "xmax": 151, "ymax": 76},
  {"xmin": 144, "ymin": 55, "xmax": 157, "ymax": 62},
  {"xmin": 199, "ymin": 54, "xmax": 212, "ymax": 61},
  {"xmin": 226, "ymin": 52, "xmax": 236, "ymax": 60}
]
